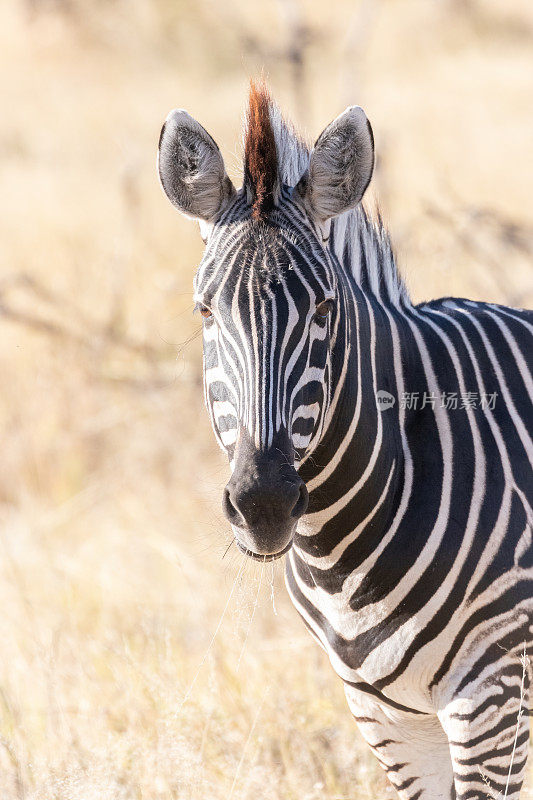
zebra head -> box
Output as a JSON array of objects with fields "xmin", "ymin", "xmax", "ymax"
[{"xmin": 158, "ymin": 84, "xmax": 374, "ymax": 560}]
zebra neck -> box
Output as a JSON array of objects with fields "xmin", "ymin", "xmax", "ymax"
[{"xmin": 296, "ymin": 285, "xmax": 406, "ymax": 564}]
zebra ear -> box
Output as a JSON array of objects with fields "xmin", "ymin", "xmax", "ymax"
[
  {"xmin": 297, "ymin": 106, "xmax": 374, "ymax": 222},
  {"xmin": 158, "ymin": 109, "xmax": 235, "ymax": 223}
]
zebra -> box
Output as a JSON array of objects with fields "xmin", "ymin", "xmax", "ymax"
[{"xmin": 158, "ymin": 82, "xmax": 533, "ymax": 799}]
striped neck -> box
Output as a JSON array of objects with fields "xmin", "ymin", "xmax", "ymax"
[{"xmin": 295, "ymin": 239, "xmax": 408, "ymax": 564}]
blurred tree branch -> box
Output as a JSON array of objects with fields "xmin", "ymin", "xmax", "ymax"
[
  {"xmin": 425, "ymin": 202, "xmax": 533, "ymax": 308},
  {"xmin": 0, "ymin": 272, "xmax": 193, "ymax": 391},
  {"xmin": 0, "ymin": 273, "xmax": 164, "ymax": 360}
]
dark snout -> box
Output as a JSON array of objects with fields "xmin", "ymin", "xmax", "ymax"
[{"xmin": 223, "ymin": 443, "xmax": 308, "ymax": 560}]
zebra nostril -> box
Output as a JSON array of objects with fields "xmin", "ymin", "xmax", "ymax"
[
  {"xmin": 291, "ymin": 482, "xmax": 309, "ymax": 519},
  {"xmin": 223, "ymin": 487, "xmax": 243, "ymax": 525}
]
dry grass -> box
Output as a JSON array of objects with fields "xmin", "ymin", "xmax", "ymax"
[{"xmin": 0, "ymin": 0, "xmax": 532, "ymax": 797}]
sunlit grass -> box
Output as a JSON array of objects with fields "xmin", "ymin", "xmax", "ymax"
[{"xmin": 0, "ymin": 0, "xmax": 532, "ymax": 797}]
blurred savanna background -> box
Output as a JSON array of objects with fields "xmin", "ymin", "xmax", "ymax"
[{"xmin": 0, "ymin": 0, "xmax": 532, "ymax": 797}]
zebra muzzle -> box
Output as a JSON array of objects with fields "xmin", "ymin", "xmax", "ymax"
[{"xmin": 222, "ymin": 442, "xmax": 309, "ymax": 559}]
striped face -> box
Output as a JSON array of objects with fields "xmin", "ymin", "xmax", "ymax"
[
  {"xmin": 194, "ymin": 213, "xmax": 336, "ymax": 468},
  {"xmin": 158, "ymin": 87, "xmax": 374, "ymax": 558}
]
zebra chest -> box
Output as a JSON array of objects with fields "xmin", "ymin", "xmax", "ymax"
[{"xmin": 285, "ymin": 559, "xmax": 437, "ymax": 712}]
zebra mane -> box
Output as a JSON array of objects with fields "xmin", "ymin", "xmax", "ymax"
[
  {"xmin": 331, "ymin": 205, "xmax": 409, "ymax": 306},
  {"xmin": 243, "ymin": 82, "xmax": 409, "ymax": 306},
  {"xmin": 244, "ymin": 81, "xmax": 309, "ymax": 209}
]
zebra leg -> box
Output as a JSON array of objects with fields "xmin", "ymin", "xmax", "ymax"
[
  {"xmin": 344, "ymin": 684, "xmax": 455, "ymax": 800},
  {"xmin": 438, "ymin": 655, "xmax": 531, "ymax": 800}
]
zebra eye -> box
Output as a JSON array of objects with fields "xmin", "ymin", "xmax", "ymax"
[
  {"xmin": 199, "ymin": 305, "xmax": 212, "ymax": 319},
  {"xmin": 315, "ymin": 299, "xmax": 333, "ymax": 318}
]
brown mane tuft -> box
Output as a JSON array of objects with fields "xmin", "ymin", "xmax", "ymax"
[{"xmin": 244, "ymin": 81, "xmax": 279, "ymax": 220}]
